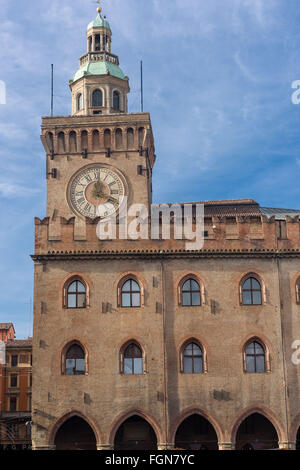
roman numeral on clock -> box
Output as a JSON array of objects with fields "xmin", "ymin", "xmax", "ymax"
[{"xmin": 70, "ymin": 167, "xmax": 124, "ymax": 219}]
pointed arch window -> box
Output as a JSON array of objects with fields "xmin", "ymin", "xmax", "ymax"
[
  {"xmin": 183, "ymin": 342, "xmax": 204, "ymax": 374},
  {"xmin": 92, "ymin": 89, "xmax": 103, "ymax": 107},
  {"xmin": 46, "ymin": 132, "xmax": 54, "ymax": 152},
  {"xmin": 123, "ymin": 343, "xmax": 143, "ymax": 375},
  {"xmin": 92, "ymin": 129, "xmax": 100, "ymax": 150},
  {"xmin": 121, "ymin": 279, "xmax": 141, "ymax": 308},
  {"xmin": 66, "ymin": 280, "xmax": 86, "ymax": 309},
  {"xmin": 242, "ymin": 277, "xmax": 262, "ymax": 305},
  {"xmin": 57, "ymin": 132, "xmax": 65, "ymax": 153},
  {"xmin": 115, "ymin": 128, "xmax": 123, "ymax": 149},
  {"xmin": 65, "ymin": 344, "xmax": 85, "ymax": 375},
  {"xmin": 69, "ymin": 131, "xmax": 77, "ymax": 153},
  {"xmin": 81, "ymin": 130, "xmax": 88, "ymax": 150},
  {"xmin": 182, "ymin": 279, "xmax": 201, "ymax": 306},
  {"xmin": 244, "ymin": 341, "xmax": 266, "ymax": 373},
  {"xmin": 127, "ymin": 128, "xmax": 134, "ymax": 149},
  {"xmin": 113, "ymin": 91, "xmax": 120, "ymax": 110},
  {"xmin": 104, "ymin": 129, "xmax": 111, "ymax": 147}
]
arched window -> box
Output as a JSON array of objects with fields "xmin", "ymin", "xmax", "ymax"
[
  {"xmin": 242, "ymin": 277, "xmax": 262, "ymax": 305},
  {"xmin": 121, "ymin": 279, "xmax": 141, "ymax": 307},
  {"xmin": 92, "ymin": 89, "xmax": 103, "ymax": 107},
  {"xmin": 182, "ymin": 279, "xmax": 201, "ymax": 306},
  {"xmin": 65, "ymin": 344, "xmax": 85, "ymax": 375},
  {"xmin": 127, "ymin": 128, "xmax": 134, "ymax": 149},
  {"xmin": 69, "ymin": 131, "xmax": 77, "ymax": 153},
  {"xmin": 113, "ymin": 91, "xmax": 120, "ymax": 110},
  {"xmin": 104, "ymin": 129, "xmax": 111, "ymax": 147},
  {"xmin": 92, "ymin": 129, "xmax": 100, "ymax": 150},
  {"xmin": 67, "ymin": 280, "xmax": 86, "ymax": 309},
  {"xmin": 46, "ymin": 132, "xmax": 54, "ymax": 152},
  {"xmin": 81, "ymin": 130, "xmax": 88, "ymax": 150},
  {"xmin": 138, "ymin": 127, "xmax": 145, "ymax": 146},
  {"xmin": 183, "ymin": 343, "xmax": 203, "ymax": 374},
  {"xmin": 244, "ymin": 341, "xmax": 266, "ymax": 373},
  {"xmin": 77, "ymin": 93, "xmax": 83, "ymax": 111},
  {"xmin": 88, "ymin": 36, "xmax": 92, "ymax": 52},
  {"xmin": 115, "ymin": 128, "xmax": 123, "ymax": 149},
  {"xmin": 123, "ymin": 343, "xmax": 143, "ymax": 375},
  {"xmin": 58, "ymin": 132, "xmax": 65, "ymax": 153}
]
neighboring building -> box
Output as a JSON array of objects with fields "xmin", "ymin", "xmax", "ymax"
[
  {"xmin": 0, "ymin": 323, "xmax": 15, "ymax": 419},
  {"xmin": 0, "ymin": 323, "xmax": 15, "ymax": 343},
  {"xmin": 0, "ymin": 332, "xmax": 32, "ymax": 450},
  {"xmin": 31, "ymin": 6, "xmax": 300, "ymax": 450}
]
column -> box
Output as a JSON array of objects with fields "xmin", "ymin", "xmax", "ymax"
[
  {"xmin": 157, "ymin": 443, "xmax": 174, "ymax": 450},
  {"xmin": 279, "ymin": 441, "xmax": 296, "ymax": 450},
  {"xmin": 218, "ymin": 442, "xmax": 235, "ymax": 450},
  {"xmin": 97, "ymin": 444, "xmax": 114, "ymax": 451}
]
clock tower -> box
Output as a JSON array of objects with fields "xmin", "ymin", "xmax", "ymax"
[
  {"xmin": 32, "ymin": 7, "xmax": 158, "ymax": 450},
  {"xmin": 40, "ymin": 5, "xmax": 155, "ymax": 241}
]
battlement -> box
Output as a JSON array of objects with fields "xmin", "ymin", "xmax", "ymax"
[{"xmin": 33, "ymin": 210, "xmax": 300, "ymax": 255}]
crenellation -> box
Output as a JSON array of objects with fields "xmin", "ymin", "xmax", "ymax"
[{"xmin": 33, "ymin": 213, "xmax": 300, "ymax": 254}]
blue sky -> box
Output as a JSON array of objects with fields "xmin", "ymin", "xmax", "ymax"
[{"xmin": 0, "ymin": 0, "xmax": 300, "ymax": 337}]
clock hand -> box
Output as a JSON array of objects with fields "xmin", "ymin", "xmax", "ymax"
[
  {"xmin": 96, "ymin": 192, "xmax": 118, "ymax": 203},
  {"xmin": 92, "ymin": 179, "xmax": 104, "ymax": 199},
  {"xmin": 107, "ymin": 195, "xmax": 119, "ymax": 204}
]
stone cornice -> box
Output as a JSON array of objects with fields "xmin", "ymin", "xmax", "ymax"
[{"xmin": 31, "ymin": 248, "xmax": 300, "ymax": 262}]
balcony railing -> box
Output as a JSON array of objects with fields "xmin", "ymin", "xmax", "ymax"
[{"xmin": 79, "ymin": 52, "xmax": 119, "ymax": 67}]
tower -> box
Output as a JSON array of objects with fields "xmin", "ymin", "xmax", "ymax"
[
  {"xmin": 39, "ymin": 6, "xmax": 155, "ymax": 242},
  {"xmin": 32, "ymin": 7, "xmax": 158, "ymax": 450}
]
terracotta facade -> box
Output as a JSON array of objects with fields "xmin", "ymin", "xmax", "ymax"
[{"xmin": 31, "ymin": 9, "xmax": 300, "ymax": 451}]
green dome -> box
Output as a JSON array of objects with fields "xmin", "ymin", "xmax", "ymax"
[
  {"xmin": 71, "ymin": 61, "xmax": 125, "ymax": 83},
  {"xmin": 87, "ymin": 13, "xmax": 110, "ymax": 30}
]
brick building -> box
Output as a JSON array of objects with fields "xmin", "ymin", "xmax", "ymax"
[
  {"xmin": 32, "ymin": 6, "xmax": 300, "ymax": 450},
  {"xmin": 0, "ymin": 324, "xmax": 32, "ymax": 450}
]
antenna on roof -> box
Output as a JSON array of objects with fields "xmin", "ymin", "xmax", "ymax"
[
  {"xmin": 140, "ymin": 60, "xmax": 144, "ymax": 113},
  {"xmin": 50, "ymin": 64, "xmax": 54, "ymax": 117}
]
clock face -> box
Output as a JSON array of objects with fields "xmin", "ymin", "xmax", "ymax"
[{"xmin": 69, "ymin": 166, "xmax": 125, "ymax": 219}]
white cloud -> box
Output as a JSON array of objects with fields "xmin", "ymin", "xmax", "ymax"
[
  {"xmin": 234, "ymin": 51, "xmax": 259, "ymax": 83},
  {"xmin": 0, "ymin": 122, "xmax": 29, "ymax": 141},
  {"xmin": 0, "ymin": 182, "xmax": 40, "ymax": 198}
]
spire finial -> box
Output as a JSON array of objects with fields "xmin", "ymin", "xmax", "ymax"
[{"xmin": 96, "ymin": 0, "xmax": 102, "ymax": 14}]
